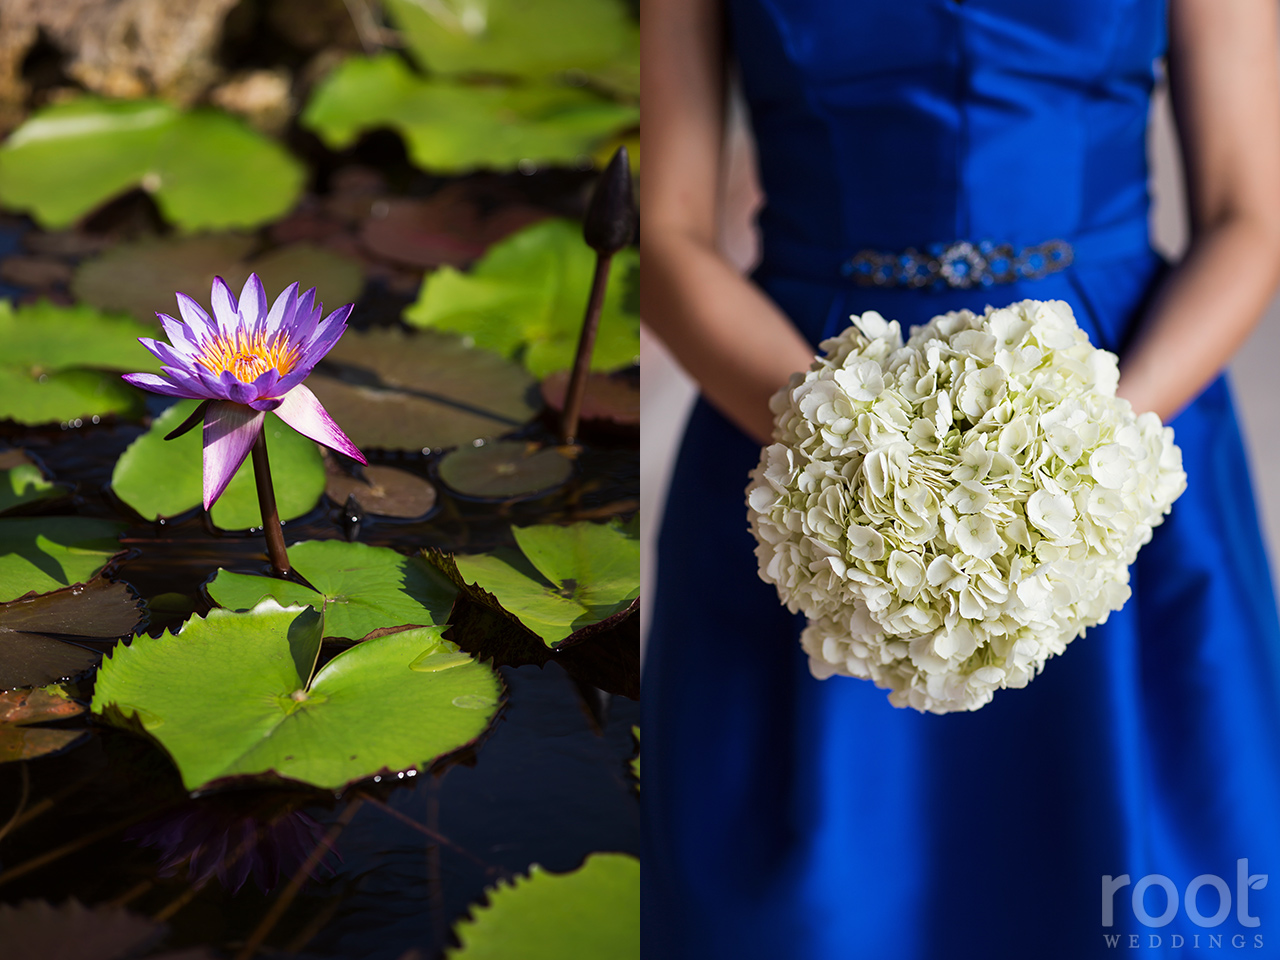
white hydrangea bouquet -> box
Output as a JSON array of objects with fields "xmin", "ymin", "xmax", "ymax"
[{"xmin": 747, "ymin": 299, "xmax": 1186, "ymax": 714}]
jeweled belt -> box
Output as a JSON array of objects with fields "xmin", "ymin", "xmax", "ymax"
[
  {"xmin": 754, "ymin": 219, "xmax": 1152, "ymax": 287},
  {"xmin": 842, "ymin": 239, "xmax": 1072, "ymax": 289}
]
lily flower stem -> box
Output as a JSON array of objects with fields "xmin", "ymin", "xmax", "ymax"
[
  {"xmin": 560, "ymin": 253, "xmax": 613, "ymax": 445},
  {"xmin": 250, "ymin": 430, "xmax": 291, "ymax": 577}
]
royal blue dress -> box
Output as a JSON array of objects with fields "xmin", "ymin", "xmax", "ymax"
[{"xmin": 643, "ymin": 2, "xmax": 1280, "ymax": 957}]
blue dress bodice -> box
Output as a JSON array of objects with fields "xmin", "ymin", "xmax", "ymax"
[{"xmin": 731, "ymin": 0, "xmax": 1163, "ymax": 276}]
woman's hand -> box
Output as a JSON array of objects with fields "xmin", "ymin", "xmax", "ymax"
[
  {"xmin": 1117, "ymin": 0, "xmax": 1280, "ymax": 421},
  {"xmin": 641, "ymin": 0, "xmax": 816, "ymax": 444}
]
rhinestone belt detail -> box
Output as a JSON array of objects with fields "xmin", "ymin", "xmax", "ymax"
[{"xmin": 841, "ymin": 239, "xmax": 1074, "ymax": 289}]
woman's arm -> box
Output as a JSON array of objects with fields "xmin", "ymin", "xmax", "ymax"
[
  {"xmin": 1117, "ymin": 0, "xmax": 1280, "ymax": 420},
  {"xmin": 640, "ymin": 0, "xmax": 815, "ymax": 444}
]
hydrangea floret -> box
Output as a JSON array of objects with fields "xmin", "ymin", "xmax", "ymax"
[{"xmin": 746, "ymin": 299, "xmax": 1186, "ymax": 714}]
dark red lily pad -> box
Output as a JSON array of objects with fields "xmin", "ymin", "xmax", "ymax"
[
  {"xmin": 71, "ymin": 233, "xmax": 256, "ymax": 323},
  {"xmin": 306, "ymin": 328, "xmax": 540, "ymax": 452},
  {"xmin": 359, "ymin": 185, "xmax": 546, "ymax": 269},
  {"xmin": 436, "ymin": 440, "xmax": 575, "ymax": 500},
  {"xmin": 540, "ymin": 369, "xmax": 640, "ymax": 427},
  {"xmin": 0, "ymin": 448, "xmax": 35, "ymax": 470},
  {"xmin": 0, "ymin": 899, "xmax": 162, "ymax": 960},
  {"xmin": 0, "ymin": 687, "xmax": 87, "ymax": 763},
  {"xmin": 250, "ymin": 242, "xmax": 365, "ymax": 310},
  {"xmin": 325, "ymin": 458, "xmax": 438, "ymax": 519},
  {"xmin": 0, "ymin": 578, "xmax": 147, "ymax": 692},
  {"xmin": 71, "ymin": 235, "xmax": 365, "ymax": 324},
  {"xmin": 0, "ymin": 255, "xmax": 74, "ymax": 291}
]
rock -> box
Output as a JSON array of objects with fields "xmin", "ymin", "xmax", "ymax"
[
  {"xmin": 0, "ymin": 0, "xmax": 241, "ymax": 131},
  {"xmin": 209, "ymin": 69, "xmax": 294, "ymax": 136}
]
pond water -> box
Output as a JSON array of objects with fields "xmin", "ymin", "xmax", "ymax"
[{"xmin": 0, "ymin": 189, "xmax": 640, "ymax": 957}]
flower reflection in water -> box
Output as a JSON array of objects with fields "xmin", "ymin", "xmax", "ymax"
[{"xmin": 128, "ymin": 793, "xmax": 338, "ymax": 894}]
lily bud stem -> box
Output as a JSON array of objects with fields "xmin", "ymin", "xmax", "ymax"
[
  {"xmin": 560, "ymin": 254, "xmax": 613, "ymax": 445},
  {"xmin": 251, "ymin": 430, "xmax": 291, "ymax": 578}
]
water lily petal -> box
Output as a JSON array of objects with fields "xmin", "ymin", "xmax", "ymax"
[
  {"xmin": 131, "ymin": 278, "xmax": 361, "ymax": 465},
  {"xmin": 262, "ymin": 281, "xmax": 299, "ymax": 338},
  {"xmin": 270, "ymin": 368, "xmax": 309, "ymax": 399},
  {"xmin": 202, "ymin": 402, "xmax": 264, "ymax": 510},
  {"xmin": 218, "ymin": 370, "xmax": 260, "ymax": 406},
  {"xmin": 139, "ymin": 337, "xmax": 192, "ymax": 371},
  {"xmin": 156, "ymin": 313, "xmax": 200, "ymax": 353},
  {"xmin": 122, "ymin": 372, "xmax": 198, "ymax": 398},
  {"xmin": 158, "ymin": 365, "xmax": 217, "ymax": 398},
  {"xmin": 238, "ymin": 273, "xmax": 267, "ymax": 330},
  {"xmin": 271, "ymin": 365, "xmax": 316, "ymax": 398},
  {"xmin": 175, "ymin": 292, "xmax": 218, "ymax": 337},
  {"xmin": 272, "ymin": 309, "xmax": 350, "ymax": 395},
  {"xmin": 194, "ymin": 366, "xmax": 234, "ymax": 401},
  {"xmin": 293, "ymin": 321, "xmax": 348, "ymax": 372},
  {"xmin": 248, "ymin": 367, "xmax": 281, "ymax": 400},
  {"xmin": 306, "ymin": 304, "xmax": 353, "ymax": 354},
  {"xmin": 210, "ymin": 276, "xmax": 239, "ymax": 328},
  {"xmin": 288, "ymin": 288, "xmax": 320, "ymax": 341},
  {"xmin": 274, "ymin": 384, "xmax": 366, "ymax": 463}
]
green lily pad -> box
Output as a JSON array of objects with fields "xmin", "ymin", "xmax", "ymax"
[
  {"xmin": 405, "ymin": 218, "xmax": 639, "ymax": 377},
  {"xmin": 206, "ymin": 540, "xmax": 456, "ymax": 641},
  {"xmin": 0, "ymin": 687, "xmax": 89, "ymax": 763},
  {"xmin": 450, "ymin": 520, "xmax": 638, "ymax": 647},
  {"xmin": 0, "ymin": 366, "xmax": 144, "ymax": 427},
  {"xmin": 0, "ymin": 518, "xmax": 125, "ymax": 603},
  {"xmin": 0, "ymin": 300, "xmax": 162, "ymax": 373},
  {"xmin": 383, "ymin": 0, "xmax": 638, "ymax": 81},
  {"xmin": 427, "ymin": 549, "xmax": 639, "ymax": 696},
  {"xmin": 305, "ymin": 327, "xmax": 539, "ymax": 451},
  {"xmin": 111, "ymin": 400, "xmax": 326, "ymax": 530},
  {"xmin": 447, "ymin": 853, "xmax": 639, "ymax": 960},
  {"xmin": 582, "ymin": 33, "xmax": 641, "ymax": 99},
  {"xmin": 0, "ymin": 577, "xmax": 146, "ymax": 691},
  {"xmin": 302, "ymin": 54, "xmax": 638, "ymax": 174},
  {"xmin": 0, "ymin": 299, "xmax": 162, "ymax": 425},
  {"xmin": 0, "ymin": 463, "xmax": 64, "ymax": 514},
  {"xmin": 72, "ymin": 236, "xmax": 364, "ymax": 326},
  {"xmin": 436, "ymin": 440, "xmax": 574, "ymax": 499},
  {"xmin": 92, "ymin": 602, "xmax": 503, "ymax": 791},
  {"xmin": 0, "ymin": 98, "xmax": 305, "ymax": 231}
]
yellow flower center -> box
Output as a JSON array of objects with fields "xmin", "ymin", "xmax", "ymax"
[{"xmin": 195, "ymin": 329, "xmax": 301, "ymax": 383}]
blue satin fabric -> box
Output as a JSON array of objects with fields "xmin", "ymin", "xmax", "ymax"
[{"xmin": 643, "ymin": 2, "xmax": 1280, "ymax": 958}]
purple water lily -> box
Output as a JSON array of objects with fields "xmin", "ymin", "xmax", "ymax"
[{"xmin": 123, "ymin": 274, "xmax": 366, "ymax": 511}]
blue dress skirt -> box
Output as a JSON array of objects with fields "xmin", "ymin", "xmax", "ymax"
[{"xmin": 643, "ymin": 2, "xmax": 1280, "ymax": 957}]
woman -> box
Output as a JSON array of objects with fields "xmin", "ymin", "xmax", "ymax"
[{"xmin": 641, "ymin": 1, "xmax": 1280, "ymax": 957}]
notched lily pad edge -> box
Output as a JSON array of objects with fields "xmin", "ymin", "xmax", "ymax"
[
  {"xmin": 1, "ymin": 569, "xmax": 146, "ymax": 620},
  {"xmin": 98, "ymin": 686, "xmax": 510, "ymax": 797},
  {"xmin": 422, "ymin": 547, "xmax": 637, "ymax": 652},
  {"xmin": 0, "ymin": 684, "xmax": 94, "ymax": 764},
  {"xmin": 93, "ymin": 620, "xmax": 511, "ymax": 797}
]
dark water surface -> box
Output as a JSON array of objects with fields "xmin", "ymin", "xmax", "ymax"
[{"xmin": 0, "ymin": 357, "xmax": 639, "ymax": 958}]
